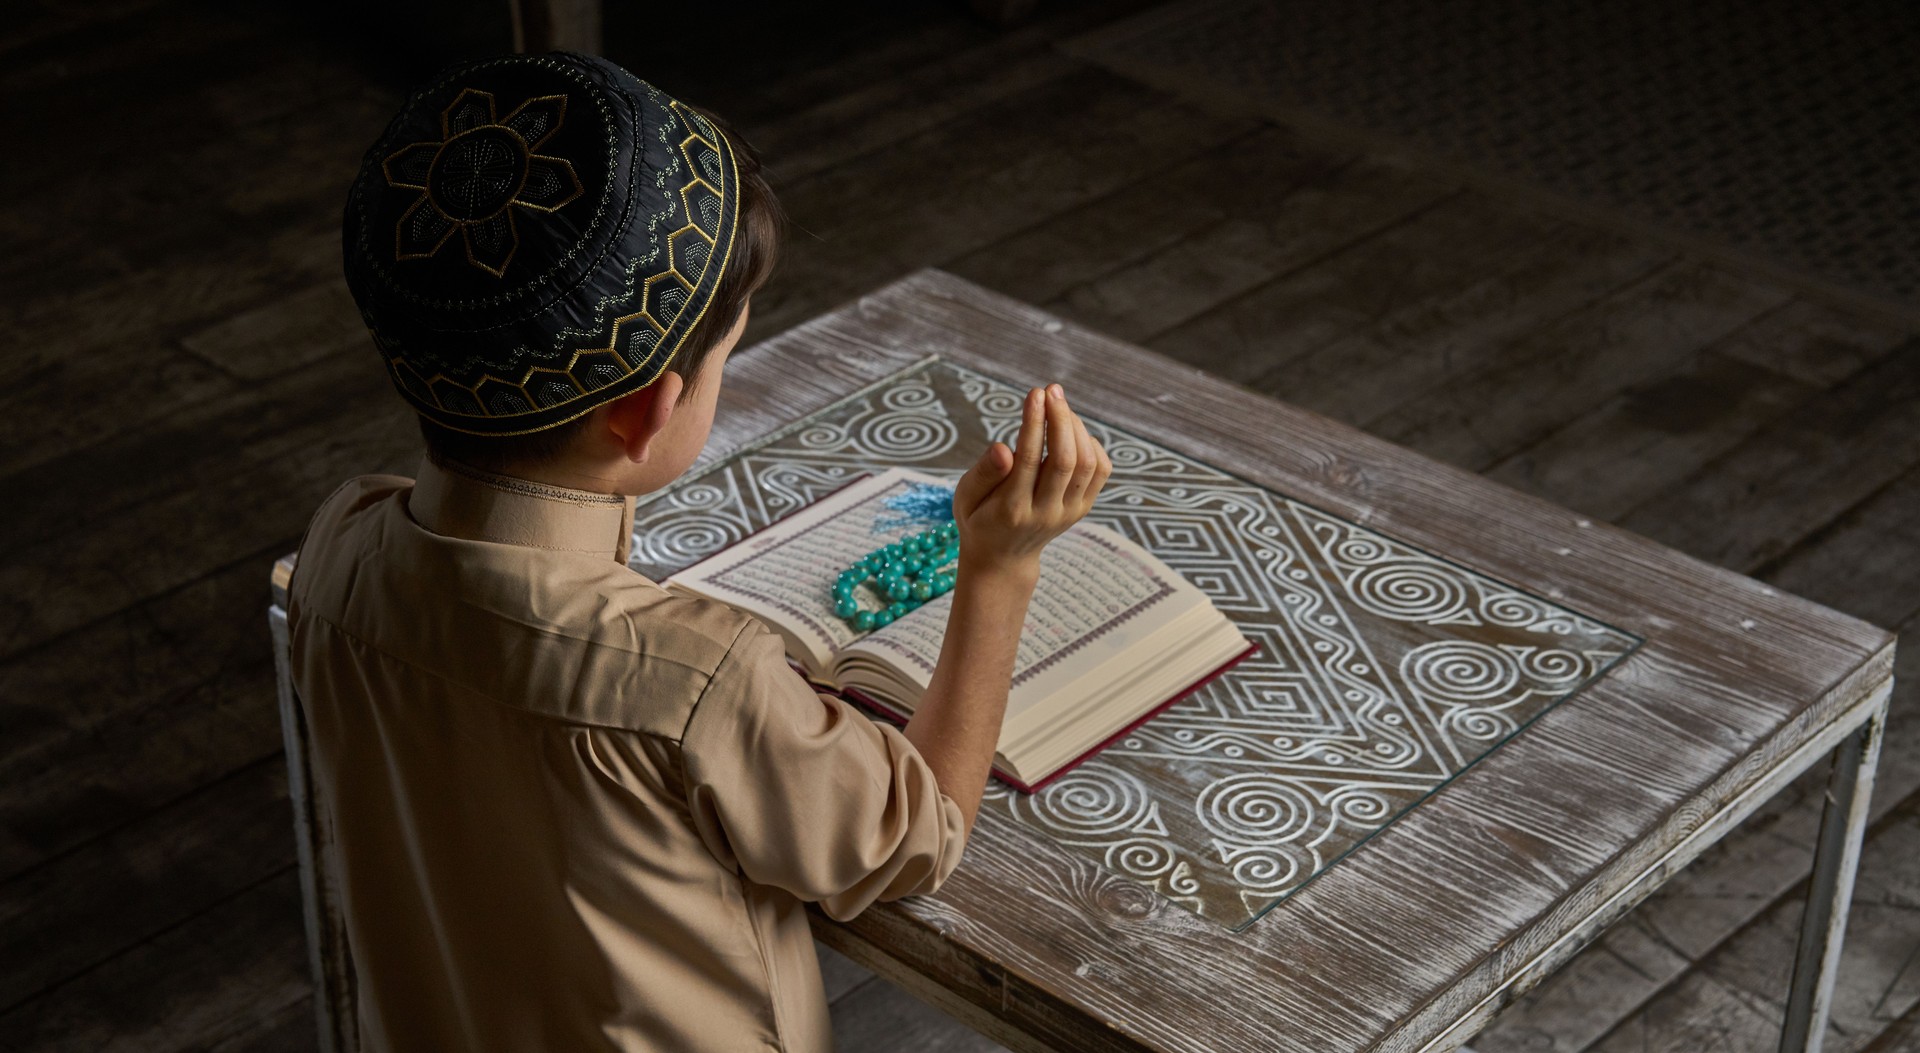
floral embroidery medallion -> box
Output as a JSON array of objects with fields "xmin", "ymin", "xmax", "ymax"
[{"xmin": 381, "ymin": 87, "xmax": 585, "ymax": 278}]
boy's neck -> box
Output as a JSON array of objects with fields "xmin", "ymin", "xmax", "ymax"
[{"xmin": 433, "ymin": 451, "xmax": 666, "ymax": 501}]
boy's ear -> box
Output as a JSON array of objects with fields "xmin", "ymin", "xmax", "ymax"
[{"xmin": 603, "ymin": 372, "xmax": 685, "ymax": 464}]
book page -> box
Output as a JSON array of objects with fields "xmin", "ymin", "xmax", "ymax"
[
  {"xmin": 852, "ymin": 523, "xmax": 1196, "ymax": 721},
  {"xmin": 663, "ymin": 468, "xmax": 958, "ymax": 667}
]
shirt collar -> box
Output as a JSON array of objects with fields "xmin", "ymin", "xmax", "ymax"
[{"xmin": 407, "ymin": 455, "xmax": 636, "ymax": 565}]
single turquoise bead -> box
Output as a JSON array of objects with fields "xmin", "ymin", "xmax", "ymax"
[
  {"xmin": 912, "ymin": 581, "xmax": 932, "ymax": 600},
  {"xmin": 887, "ymin": 580, "xmax": 910, "ymax": 601},
  {"xmin": 874, "ymin": 610, "xmax": 894, "ymax": 627},
  {"xmin": 834, "ymin": 599, "xmax": 858, "ymax": 618},
  {"xmin": 904, "ymin": 556, "xmax": 923, "ymax": 572},
  {"xmin": 932, "ymin": 578, "xmax": 952, "ymax": 596},
  {"xmin": 888, "ymin": 602, "xmax": 909, "ymax": 618},
  {"xmin": 853, "ymin": 611, "xmax": 875, "ymax": 631}
]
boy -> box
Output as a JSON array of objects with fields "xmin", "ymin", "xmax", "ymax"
[{"xmin": 290, "ymin": 50, "xmax": 1111, "ymax": 1052}]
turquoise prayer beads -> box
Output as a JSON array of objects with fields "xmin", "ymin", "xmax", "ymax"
[{"xmin": 831, "ymin": 520, "xmax": 960, "ymax": 632}]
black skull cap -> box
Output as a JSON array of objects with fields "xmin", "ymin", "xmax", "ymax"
[{"xmin": 342, "ymin": 51, "xmax": 741, "ymax": 435}]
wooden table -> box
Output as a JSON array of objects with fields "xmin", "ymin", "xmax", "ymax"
[{"xmin": 269, "ymin": 269, "xmax": 1893, "ymax": 1053}]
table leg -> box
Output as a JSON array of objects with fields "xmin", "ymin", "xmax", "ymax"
[{"xmin": 1779, "ymin": 698, "xmax": 1888, "ymax": 1053}]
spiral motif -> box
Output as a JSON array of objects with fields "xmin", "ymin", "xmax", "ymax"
[
  {"xmin": 1446, "ymin": 707, "xmax": 1518, "ymax": 742},
  {"xmin": 856, "ymin": 410, "xmax": 957, "ymax": 459},
  {"xmin": 1026, "ymin": 764, "xmax": 1152, "ymax": 837},
  {"xmin": 1518, "ymin": 647, "xmax": 1586, "ymax": 685},
  {"xmin": 1483, "ymin": 590, "xmax": 1550, "ymax": 627},
  {"xmin": 1403, "ymin": 641, "xmax": 1520, "ymax": 702},
  {"xmin": 796, "ymin": 419, "xmax": 853, "ymax": 450},
  {"xmin": 668, "ymin": 482, "xmax": 731, "ymax": 510},
  {"xmin": 1350, "ymin": 562, "xmax": 1471, "ymax": 623},
  {"xmin": 634, "ymin": 514, "xmax": 740, "ymax": 564},
  {"xmin": 881, "ymin": 381, "xmax": 939, "ymax": 411},
  {"xmin": 1329, "ymin": 533, "xmax": 1391, "ymax": 565},
  {"xmin": 974, "ymin": 388, "xmax": 1026, "ymax": 417},
  {"xmin": 1328, "ymin": 786, "xmax": 1392, "ymax": 826},
  {"xmin": 1227, "ymin": 847, "xmax": 1304, "ymax": 890},
  {"xmin": 1196, "ymin": 775, "xmax": 1315, "ymax": 843},
  {"xmin": 1105, "ymin": 439, "xmax": 1155, "ymax": 469},
  {"xmin": 1105, "ymin": 837, "xmax": 1177, "ymax": 879}
]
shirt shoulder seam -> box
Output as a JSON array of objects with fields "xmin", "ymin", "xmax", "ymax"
[{"xmin": 678, "ymin": 615, "xmax": 757, "ymax": 744}]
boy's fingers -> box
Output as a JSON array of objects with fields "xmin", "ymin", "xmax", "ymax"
[
  {"xmin": 952, "ymin": 442, "xmax": 1010, "ymax": 517},
  {"xmin": 1068, "ymin": 411, "xmax": 1098, "ymax": 504},
  {"xmin": 1036, "ymin": 385, "xmax": 1078, "ymax": 509},
  {"xmin": 1008, "ymin": 387, "xmax": 1047, "ymax": 500}
]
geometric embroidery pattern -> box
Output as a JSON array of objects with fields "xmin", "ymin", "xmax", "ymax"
[
  {"xmin": 382, "ymin": 88, "xmax": 584, "ymax": 279},
  {"xmin": 629, "ymin": 357, "xmax": 1641, "ymax": 929}
]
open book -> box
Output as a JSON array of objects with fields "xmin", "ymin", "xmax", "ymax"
[{"xmin": 661, "ymin": 467, "xmax": 1257, "ymax": 792}]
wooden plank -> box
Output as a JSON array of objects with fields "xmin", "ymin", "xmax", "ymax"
[
  {"xmin": 205, "ymin": 997, "xmax": 317, "ymax": 1053},
  {"xmin": 1584, "ymin": 797, "xmax": 1920, "ymax": 1053},
  {"xmin": 947, "ymin": 126, "xmax": 1347, "ymax": 308},
  {"xmin": 0, "ymin": 59, "xmax": 391, "ymax": 474},
  {"xmin": 1366, "ymin": 261, "xmax": 1795, "ymax": 472},
  {"xmin": 0, "ymin": 3, "xmax": 269, "ymax": 200},
  {"xmin": 0, "ymin": 644, "xmax": 283, "ymax": 883},
  {"xmin": 830, "ymin": 976, "xmax": 1013, "ymax": 1053},
  {"xmin": 746, "ymin": 66, "xmax": 1257, "ymax": 341},
  {"xmin": 0, "ymin": 757, "xmax": 293, "ymax": 1007},
  {"xmin": 1712, "ymin": 298, "xmax": 1915, "ymax": 388},
  {"xmin": 1484, "ymin": 348, "xmax": 1818, "ymax": 523},
  {"xmin": 1764, "ymin": 461, "xmax": 1920, "ymax": 632},
  {"xmin": 1044, "ymin": 154, "xmax": 1457, "ymax": 345},
  {"xmin": 1146, "ymin": 195, "xmax": 1626, "ymax": 389},
  {"xmin": 1860, "ymin": 1000, "xmax": 1920, "ymax": 1053},
  {"xmin": 1584, "ymin": 971, "xmax": 1785, "ymax": 1053},
  {"xmin": 179, "ymin": 281, "xmax": 368, "ymax": 383},
  {"xmin": 1254, "ymin": 224, "xmax": 1670, "ymax": 429},
  {"xmin": 698, "ymin": 271, "xmax": 1891, "ymax": 1053},
  {"xmin": 0, "ymin": 353, "xmax": 415, "ymax": 661},
  {"xmin": 616, "ymin": 5, "xmax": 995, "ymax": 130},
  {"xmin": 0, "ymin": 223, "xmax": 343, "ymax": 479},
  {"xmin": 741, "ymin": 0, "xmax": 1164, "ymax": 186},
  {"xmin": 1619, "ymin": 337, "xmax": 1920, "ymax": 574},
  {"xmin": 0, "ymin": 868, "xmax": 310, "ymax": 1051},
  {"xmin": 819, "ymin": 944, "xmax": 880, "ymax": 1006},
  {"xmin": 756, "ymin": 47, "xmax": 1077, "ymax": 185}
]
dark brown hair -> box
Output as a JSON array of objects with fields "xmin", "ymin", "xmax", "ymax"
[{"xmin": 418, "ymin": 107, "xmax": 784, "ymax": 472}]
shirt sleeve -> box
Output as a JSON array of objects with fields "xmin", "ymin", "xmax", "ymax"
[{"xmin": 678, "ymin": 615, "xmax": 970, "ymax": 921}]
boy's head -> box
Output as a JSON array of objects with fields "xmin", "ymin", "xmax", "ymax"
[{"xmin": 341, "ymin": 52, "xmax": 783, "ymax": 493}]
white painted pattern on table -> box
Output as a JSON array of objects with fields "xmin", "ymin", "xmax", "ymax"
[{"xmin": 630, "ymin": 356, "xmax": 1640, "ymax": 928}]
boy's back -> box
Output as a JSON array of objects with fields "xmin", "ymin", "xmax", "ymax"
[
  {"xmin": 309, "ymin": 48, "xmax": 1110, "ymax": 1052},
  {"xmin": 289, "ymin": 457, "xmax": 965, "ymax": 1051}
]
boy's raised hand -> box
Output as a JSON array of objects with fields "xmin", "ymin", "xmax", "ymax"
[{"xmin": 950, "ymin": 383, "xmax": 1111, "ymax": 576}]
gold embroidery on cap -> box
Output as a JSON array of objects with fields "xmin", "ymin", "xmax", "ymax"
[{"xmin": 382, "ymin": 88, "xmax": 584, "ymax": 278}]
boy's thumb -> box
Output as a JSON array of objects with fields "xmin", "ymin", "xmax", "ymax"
[{"xmin": 952, "ymin": 442, "xmax": 1013, "ymax": 514}]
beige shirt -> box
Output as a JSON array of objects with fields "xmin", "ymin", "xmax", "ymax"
[{"xmin": 287, "ymin": 456, "xmax": 968, "ymax": 1052}]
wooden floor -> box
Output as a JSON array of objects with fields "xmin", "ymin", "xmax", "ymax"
[{"xmin": 4, "ymin": 1, "xmax": 1917, "ymax": 1049}]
